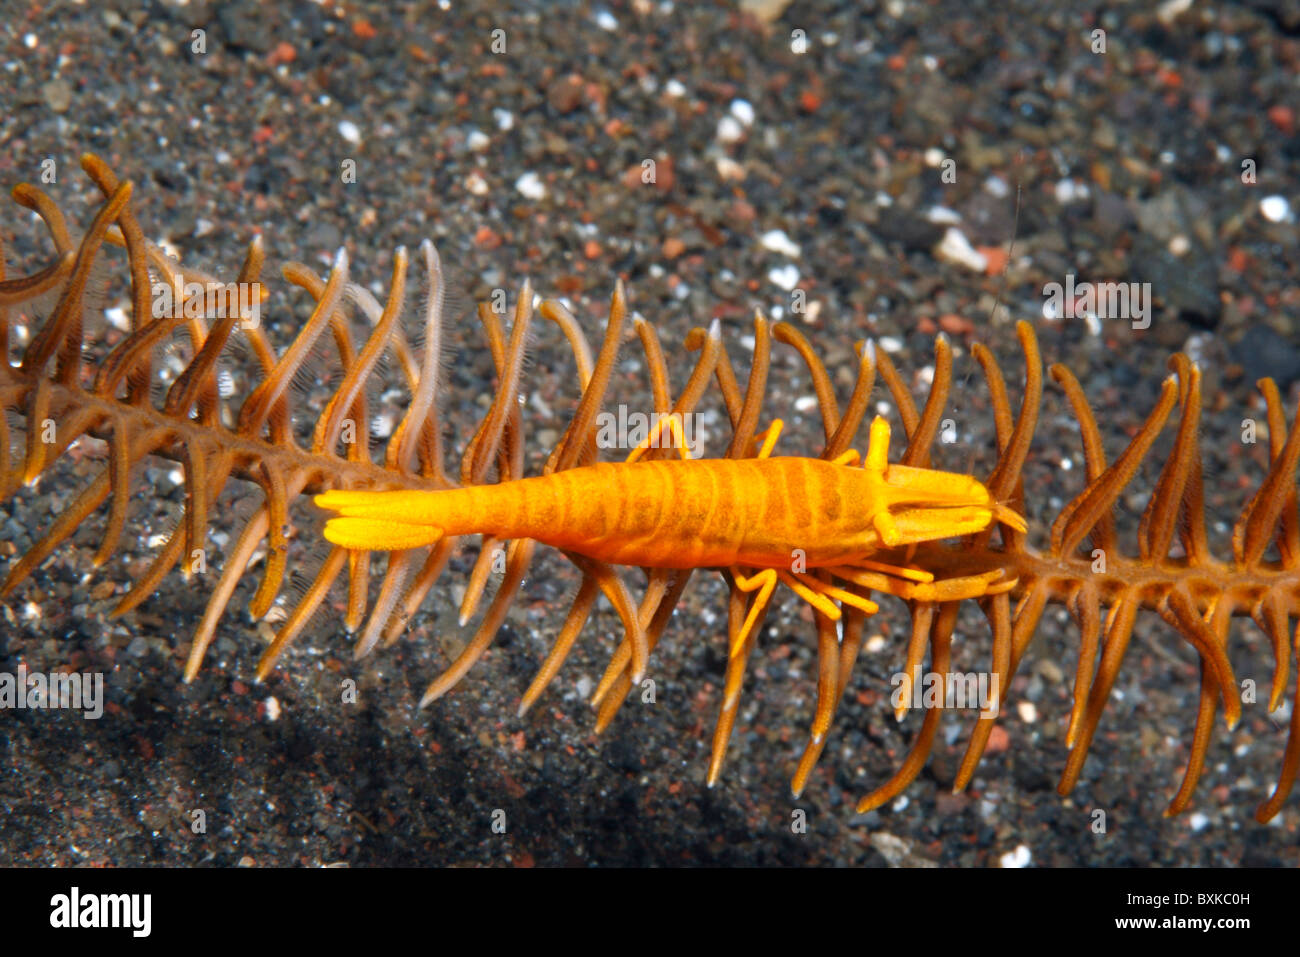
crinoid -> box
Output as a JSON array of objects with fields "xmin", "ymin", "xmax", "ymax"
[{"xmin": 1, "ymin": 155, "xmax": 1296, "ymax": 823}]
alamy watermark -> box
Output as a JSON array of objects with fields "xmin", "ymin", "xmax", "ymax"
[
  {"xmin": 594, "ymin": 406, "xmax": 705, "ymax": 456},
  {"xmin": 1043, "ymin": 274, "xmax": 1151, "ymax": 330},
  {"xmin": 891, "ymin": 666, "xmax": 1000, "ymax": 719},
  {"xmin": 151, "ymin": 277, "xmax": 262, "ymax": 329},
  {"xmin": 49, "ymin": 887, "xmax": 150, "ymax": 937},
  {"xmin": 0, "ymin": 664, "xmax": 104, "ymax": 719}
]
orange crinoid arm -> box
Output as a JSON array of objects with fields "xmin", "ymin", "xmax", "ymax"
[{"xmin": 3, "ymin": 155, "xmax": 1299, "ymax": 825}]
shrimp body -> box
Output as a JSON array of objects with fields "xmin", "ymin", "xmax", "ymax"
[
  {"xmin": 316, "ymin": 418, "xmax": 1022, "ymax": 571},
  {"xmin": 317, "ymin": 415, "xmax": 1025, "ymax": 773}
]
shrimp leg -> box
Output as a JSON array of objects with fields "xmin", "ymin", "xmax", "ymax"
[{"xmin": 625, "ymin": 410, "xmax": 694, "ymax": 462}]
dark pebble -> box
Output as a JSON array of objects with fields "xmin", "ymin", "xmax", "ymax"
[
  {"xmin": 1231, "ymin": 324, "xmax": 1300, "ymax": 390},
  {"xmin": 1131, "ymin": 235, "xmax": 1223, "ymax": 328},
  {"xmin": 873, "ymin": 207, "xmax": 946, "ymax": 254}
]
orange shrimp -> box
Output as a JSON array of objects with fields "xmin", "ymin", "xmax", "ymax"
[{"xmin": 315, "ymin": 414, "xmax": 1025, "ymax": 683}]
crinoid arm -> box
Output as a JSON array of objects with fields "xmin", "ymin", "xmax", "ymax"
[{"xmin": 3, "ymin": 156, "xmax": 1297, "ymax": 824}]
